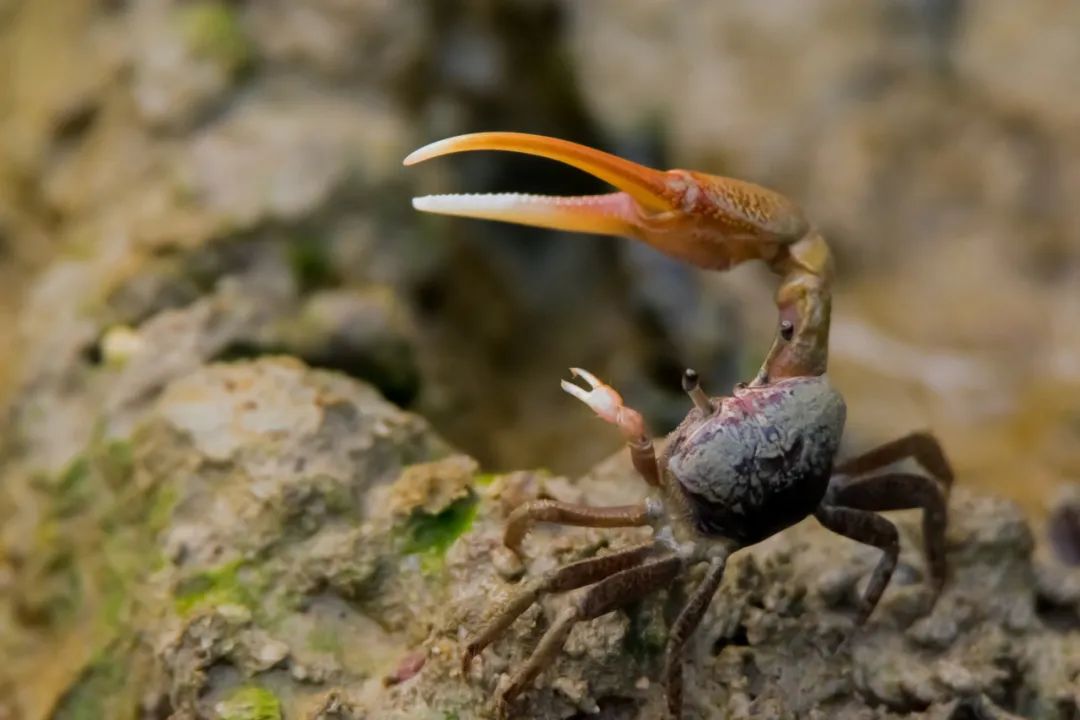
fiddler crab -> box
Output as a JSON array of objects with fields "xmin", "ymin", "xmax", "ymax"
[{"xmin": 405, "ymin": 133, "xmax": 953, "ymax": 718}]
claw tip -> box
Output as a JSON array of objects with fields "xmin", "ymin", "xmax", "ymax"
[
  {"xmin": 402, "ymin": 146, "xmax": 427, "ymax": 166},
  {"xmin": 404, "ymin": 137, "xmax": 458, "ymax": 166}
]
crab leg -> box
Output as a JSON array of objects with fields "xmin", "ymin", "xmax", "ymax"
[
  {"xmin": 404, "ymin": 132, "xmax": 834, "ymax": 380},
  {"xmin": 502, "ymin": 500, "xmax": 658, "ymax": 557},
  {"xmin": 494, "ymin": 555, "xmax": 683, "ymax": 716},
  {"xmin": 461, "ymin": 541, "xmax": 659, "ymax": 674}
]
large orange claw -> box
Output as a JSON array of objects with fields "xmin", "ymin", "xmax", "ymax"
[
  {"xmin": 405, "ymin": 132, "xmax": 833, "ymax": 381},
  {"xmin": 405, "ymin": 132, "xmax": 807, "ymax": 272}
]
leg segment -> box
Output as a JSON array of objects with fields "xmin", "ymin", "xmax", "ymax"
[
  {"xmin": 562, "ymin": 367, "xmax": 660, "ymax": 486},
  {"xmin": 494, "ymin": 555, "xmax": 683, "ymax": 716},
  {"xmin": 832, "ymin": 472, "xmax": 948, "ymax": 595},
  {"xmin": 503, "ymin": 500, "xmax": 656, "ymax": 557},
  {"xmin": 463, "ymin": 542, "xmax": 657, "ymax": 671},
  {"xmin": 815, "ymin": 504, "xmax": 899, "ymax": 623},
  {"xmin": 833, "ymin": 432, "xmax": 954, "ymax": 491},
  {"xmin": 664, "ymin": 553, "xmax": 728, "ymax": 719}
]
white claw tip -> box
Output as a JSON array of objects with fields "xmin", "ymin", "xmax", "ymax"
[
  {"xmin": 560, "ymin": 379, "xmax": 586, "ymax": 399},
  {"xmin": 402, "ymin": 145, "xmax": 432, "ymax": 166},
  {"xmin": 403, "ymin": 137, "xmax": 458, "ymax": 166},
  {"xmin": 568, "ymin": 367, "xmax": 601, "ymax": 387}
]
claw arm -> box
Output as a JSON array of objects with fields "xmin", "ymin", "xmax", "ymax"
[
  {"xmin": 562, "ymin": 368, "xmax": 660, "ymax": 486},
  {"xmin": 404, "ymin": 132, "xmax": 833, "ymax": 381}
]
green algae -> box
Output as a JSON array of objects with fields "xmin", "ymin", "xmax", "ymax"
[
  {"xmin": 53, "ymin": 455, "xmax": 91, "ymax": 518},
  {"xmin": 22, "ymin": 436, "xmax": 165, "ymax": 632},
  {"xmin": 401, "ymin": 493, "xmax": 478, "ymax": 558},
  {"xmin": 473, "ymin": 472, "xmax": 498, "ymax": 487},
  {"xmin": 100, "ymin": 440, "xmax": 134, "ymax": 488},
  {"xmin": 216, "ymin": 685, "xmax": 282, "ymax": 720},
  {"xmin": 174, "ymin": 560, "xmax": 259, "ymax": 616},
  {"xmin": 400, "ymin": 492, "xmax": 479, "ymax": 573},
  {"xmin": 147, "ymin": 482, "xmax": 179, "ymax": 535},
  {"xmin": 52, "ymin": 439, "xmax": 135, "ymax": 521},
  {"xmin": 178, "ymin": 1, "xmax": 251, "ymax": 73}
]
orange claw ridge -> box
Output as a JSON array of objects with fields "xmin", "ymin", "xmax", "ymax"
[{"xmin": 404, "ymin": 131, "xmax": 834, "ymax": 382}]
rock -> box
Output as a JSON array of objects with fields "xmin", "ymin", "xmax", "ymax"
[
  {"xmin": 179, "ymin": 91, "xmax": 410, "ymax": 231},
  {"xmin": 130, "ymin": 0, "xmax": 252, "ymax": 130},
  {"xmin": 8, "ymin": 229, "xmax": 422, "ymax": 478},
  {"xmin": 0, "ymin": 359, "xmax": 451, "ymax": 719},
  {"xmin": 2, "ymin": 359, "xmax": 1076, "ymax": 720}
]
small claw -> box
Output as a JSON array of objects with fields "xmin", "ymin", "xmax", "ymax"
[
  {"xmin": 569, "ymin": 366, "xmax": 602, "ymax": 386},
  {"xmin": 561, "ymin": 369, "xmax": 644, "ymax": 440},
  {"xmin": 561, "ymin": 371, "xmax": 622, "ymax": 424},
  {"xmin": 559, "ymin": 378, "xmax": 590, "ymax": 404}
]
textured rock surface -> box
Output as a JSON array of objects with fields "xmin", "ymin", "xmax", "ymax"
[
  {"xmin": 2, "ymin": 358, "xmax": 1078, "ymax": 719},
  {"xmin": 375, "ymin": 470, "xmax": 1080, "ymax": 719},
  {"xmin": 1, "ymin": 358, "xmax": 449, "ymax": 718}
]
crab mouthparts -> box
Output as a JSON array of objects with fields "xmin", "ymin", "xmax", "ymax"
[{"xmin": 403, "ymin": 132, "xmax": 677, "ymax": 238}]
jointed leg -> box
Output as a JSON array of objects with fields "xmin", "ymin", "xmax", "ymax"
[
  {"xmin": 562, "ymin": 367, "xmax": 660, "ymax": 486},
  {"xmin": 664, "ymin": 553, "xmax": 728, "ymax": 719},
  {"xmin": 815, "ymin": 504, "xmax": 899, "ymax": 623},
  {"xmin": 494, "ymin": 555, "xmax": 683, "ymax": 716},
  {"xmin": 832, "ymin": 472, "xmax": 948, "ymax": 595},
  {"xmin": 462, "ymin": 542, "xmax": 659, "ymax": 671},
  {"xmin": 834, "ymin": 432, "xmax": 954, "ymax": 492},
  {"xmin": 503, "ymin": 500, "xmax": 657, "ymax": 557}
]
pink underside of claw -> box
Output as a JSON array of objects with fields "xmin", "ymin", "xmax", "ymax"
[{"xmin": 412, "ymin": 192, "xmax": 639, "ymax": 238}]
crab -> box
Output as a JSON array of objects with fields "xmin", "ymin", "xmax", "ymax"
[{"xmin": 405, "ymin": 133, "xmax": 953, "ymax": 718}]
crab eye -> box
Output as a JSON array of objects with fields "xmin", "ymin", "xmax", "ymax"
[{"xmin": 779, "ymin": 320, "xmax": 795, "ymax": 341}]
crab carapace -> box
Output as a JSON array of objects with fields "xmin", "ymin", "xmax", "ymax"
[{"xmin": 405, "ymin": 132, "xmax": 953, "ymax": 718}]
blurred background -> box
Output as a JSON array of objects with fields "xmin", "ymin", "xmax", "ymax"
[{"xmin": 1, "ymin": 0, "xmax": 1078, "ymax": 522}]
